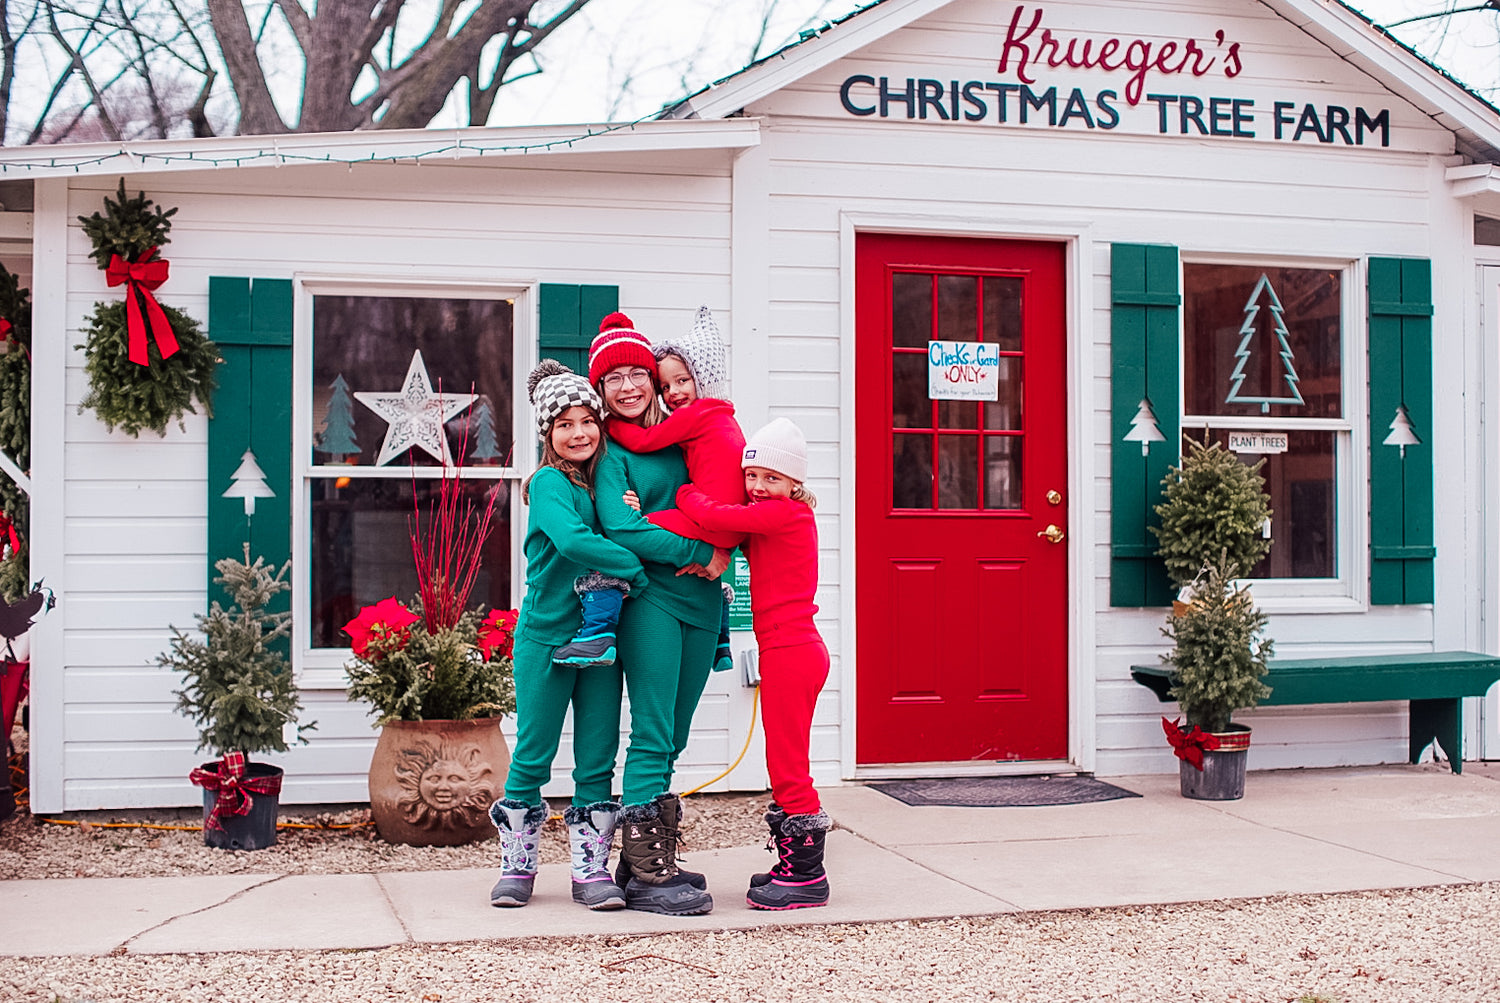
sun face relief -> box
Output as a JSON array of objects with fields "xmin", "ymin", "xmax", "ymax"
[{"xmin": 394, "ymin": 739, "xmax": 496, "ymax": 830}]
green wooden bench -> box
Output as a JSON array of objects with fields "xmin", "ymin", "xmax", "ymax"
[{"xmin": 1130, "ymin": 652, "xmax": 1500, "ymax": 774}]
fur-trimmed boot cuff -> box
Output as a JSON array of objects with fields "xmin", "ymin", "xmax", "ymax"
[
  {"xmin": 489, "ymin": 798, "xmax": 548, "ymax": 832},
  {"xmin": 780, "ymin": 809, "xmax": 832, "ymax": 837},
  {"xmin": 562, "ymin": 800, "xmax": 621, "ymax": 825},
  {"xmin": 575, "ymin": 572, "xmax": 632, "ymax": 596}
]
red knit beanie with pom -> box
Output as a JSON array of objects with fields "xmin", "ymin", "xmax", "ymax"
[{"xmin": 589, "ymin": 311, "xmax": 659, "ymax": 386}]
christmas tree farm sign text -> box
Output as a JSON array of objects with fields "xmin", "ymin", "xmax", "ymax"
[{"xmin": 838, "ymin": 4, "xmax": 1391, "ymax": 148}]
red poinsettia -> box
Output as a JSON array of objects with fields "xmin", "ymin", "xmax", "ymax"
[
  {"xmin": 343, "ymin": 597, "xmax": 420, "ymax": 658},
  {"xmin": 477, "ymin": 608, "xmax": 519, "ymax": 661}
]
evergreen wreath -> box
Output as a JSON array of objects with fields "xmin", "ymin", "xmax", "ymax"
[
  {"xmin": 75, "ymin": 180, "xmax": 218, "ymax": 437},
  {"xmin": 0, "ymin": 264, "xmax": 30, "ymax": 601}
]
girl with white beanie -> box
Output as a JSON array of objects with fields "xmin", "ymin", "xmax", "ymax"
[{"xmin": 674, "ymin": 416, "xmax": 833, "ymax": 910}]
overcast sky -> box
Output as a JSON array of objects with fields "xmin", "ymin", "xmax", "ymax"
[{"xmin": 481, "ymin": 0, "xmax": 1500, "ymax": 128}]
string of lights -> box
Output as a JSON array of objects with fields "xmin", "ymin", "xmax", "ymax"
[{"xmin": 0, "ymin": 113, "xmax": 677, "ymax": 175}]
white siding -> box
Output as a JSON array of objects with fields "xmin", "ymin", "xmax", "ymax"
[
  {"xmin": 744, "ymin": 0, "xmax": 1469, "ymax": 778},
  {"xmin": 48, "ymin": 150, "xmax": 738, "ymax": 809}
]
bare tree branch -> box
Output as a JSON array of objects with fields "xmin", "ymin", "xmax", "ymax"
[
  {"xmin": 471, "ymin": 0, "xmax": 591, "ymax": 126},
  {"xmin": 206, "ymin": 0, "xmax": 286, "ymax": 133},
  {"xmin": 43, "ymin": 1, "xmax": 120, "ymax": 141}
]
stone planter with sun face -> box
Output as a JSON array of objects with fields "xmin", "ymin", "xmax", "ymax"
[{"xmin": 367, "ymin": 717, "xmax": 510, "ymax": 846}]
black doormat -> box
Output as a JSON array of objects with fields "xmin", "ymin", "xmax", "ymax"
[{"xmin": 870, "ymin": 775, "xmax": 1141, "ymax": 808}]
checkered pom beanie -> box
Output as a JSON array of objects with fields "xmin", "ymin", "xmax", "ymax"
[
  {"xmin": 588, "ymin": 311, "xmax": 659, "ymax": 386},
  {"xmin": 742, "ymin": 417, "xmax": 808, "ymax": 483},
  {"xmin": 527, "ymin": 359, "xmax": 603, "ymax": 437},
  {"xmin": 655, "ymin": 305, "xmax": 729, "ymax": 401}
]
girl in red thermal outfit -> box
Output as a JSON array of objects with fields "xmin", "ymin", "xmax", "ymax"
[{"xmin": 674, "ymin": 417, "xmax": 832, "ymax": 911}]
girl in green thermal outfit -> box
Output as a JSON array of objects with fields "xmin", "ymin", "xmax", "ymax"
[
  {"xmin": 487, "ymin": 360, "xmax": 647, "ymax": 913},
  {"xmin": 588, "ymin": 311, "xmax": 730, "ymax": 917}
]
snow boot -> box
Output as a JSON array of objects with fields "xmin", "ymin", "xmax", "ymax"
[
  {"xmin": 618, "ymin": 793, "xmax": 713, "ymax": 915},
  {"xmin": 553, "ymin": 574, "xmax": 630, "ymax": 668},
  {"xmin": 746, "ymin": 806, "xmax": 831, "ymax": 910},
  {"xmin": 488, "ymin": 799, "xmax": 547, "ymax": 907},
  {"xmin": 564, "ymin": 801, "xmax": 626, "ymax": 910},
  {"xmin": 713, "ymin": 582, "xmax": 735, "ymax": 673}
]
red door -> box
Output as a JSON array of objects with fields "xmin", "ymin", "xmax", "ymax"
[{"xmin": 855, "ymin": 233, "xmax": 1068, "ymax": 765}]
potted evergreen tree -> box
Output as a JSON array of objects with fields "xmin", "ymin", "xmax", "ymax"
[
  {"xmin": 162, "ymin": 548, "xmax": 312, "ymax": 848},
  {"xmin": 1151, "ymin": 435, "xmax": 1275, "ymax": 800}
]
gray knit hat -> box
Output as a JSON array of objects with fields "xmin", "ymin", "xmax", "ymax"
[
  {"xmin": 654, "ymin": 306, "xmax": 729, "ymax": 401},
  {"xmin": 742, "ymin": 417, "xmax": 808, "ymax": 482},
  {"xmin": 527, "ymin": 359, "xmax": 603, "ymax": 437}
]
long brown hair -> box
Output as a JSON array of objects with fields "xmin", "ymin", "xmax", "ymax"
[{"xmin": 523, "ymin": 408, "xmax": 607, "ymax": 503}]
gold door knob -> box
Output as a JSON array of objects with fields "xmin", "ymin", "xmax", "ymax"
[
  {"xmin": 1046, "ymin": 490, "xmax": 1063, "ymax": 505},
  {"xmin": 1037, "ymin": 524, "xmax": 1065, "ymax": 544}
]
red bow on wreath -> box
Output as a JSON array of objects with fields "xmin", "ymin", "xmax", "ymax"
[
  {"xmin": 105, "ymin": 247, "xmax": 179, "ymax": 366},
  {"xmin": 1162, "ymin": 716, "xmax": 1220, "ymax": 771},
  {"xmin": 188, "ymin": 751, "xmax": 282, "ymax": 832},
  {"xmin": 0, "ymin": 511, "xmax": 20, "ymax": 559}
]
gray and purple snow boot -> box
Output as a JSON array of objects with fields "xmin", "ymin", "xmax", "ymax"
[
  {"xmin": 488, "ymin": 799, "xmax": 547, "ymax": 907},
  {"xmin": 564, "ymin": 801, "xmax": 626, "ymax": 910}
]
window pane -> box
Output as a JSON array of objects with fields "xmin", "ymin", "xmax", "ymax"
[
  {"xmin": 982, "ymin": 276, "xmax": 1023, "ymax": 352},
  {"xmin": 312, "ymin": 296, "xmax": 514, "ymax": 467},
  {"xmin": 937, "ymin": 399, "xmax": 979, "ymax": 430},
  {"xmin": 893, "ymin": 351, "xmax": 931, "ymax": 429},
  {"xmin": 1199, "ymin": 428, "xmax": 1336, "ymax": 579},
  {"xmin": 308, "ymin": 477, "xmax": 512, "ymax": 648},
  {"xmin": 893, "ymin": 433, "xmax": 933, "ymax": 509},
  {"xmin": 937, "ymin": 274, "xmax": 978, "ymax": 342},
  {"xmin": 982, "ymin": 356, "xmax": 1024, "ymax": 430},
  {"xmin": 892, "ymin": 273, "xmax": 932, "ymax": 349},
  {"xmin": 984, "ymin": 436, "xmax": 1022, "ymax": 510},
  {"xmin": 937, "ymin": 435, "xmax": 979, "ymax": 509},
  {"xmin": 1182, "ymin": 265, "xmax": 1341, "ymax": 419}
]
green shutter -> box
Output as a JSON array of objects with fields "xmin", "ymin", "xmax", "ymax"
[
  {"xmin": 1368, "ymin": 257, "xmax": 1435, "ymax": 604},
  {"xmin": 207, "ymin": 277, "xmax": 293, "ymax": 626},
  {"xmin": 1110, "ymin": 244, "xmax": 1180, "ymax": 606},
  {"xmin": 539, "ymin": 283, "xmax": 619, "ymax": 375}
]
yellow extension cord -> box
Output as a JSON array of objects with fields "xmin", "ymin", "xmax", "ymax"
[{"xmin": 23, "ymin": 686, "xmax": 763, "ymax": 831}]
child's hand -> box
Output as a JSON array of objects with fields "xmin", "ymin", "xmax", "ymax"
[
  {"xmin": 676, "ymin": 562, "xmax": 706, "ymax": 577},
  {"xmin": 704, "ymin": 547, "xmax": 732, "ymax": 580},
  {"xmin": 622, "ymin": 490, "xmax": 641, "ymax": 512}
]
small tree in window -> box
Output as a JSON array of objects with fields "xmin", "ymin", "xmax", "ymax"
[
  {"xmin": 316, "ymin": 374, "xmax": 360, "ymax": 463},
  {"xmin": 468, "ymin": 398, "xmax": 502, "ymax": 464}
]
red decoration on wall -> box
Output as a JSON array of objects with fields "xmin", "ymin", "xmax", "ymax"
[{"xmin": 105, "ymin": 247, "xmax": 179, "ymax": 365}]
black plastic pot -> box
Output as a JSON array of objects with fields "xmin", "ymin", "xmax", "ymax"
[
  {"xmin": 200, "ymin": 762, "xmax": 282, "ymax": 850},
  {"xmin": 1178, "ymin": 725, "xmax": 1251, "ymax": 801}
]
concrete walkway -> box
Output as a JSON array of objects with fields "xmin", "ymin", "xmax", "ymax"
[{"xmin": 5, "ymin": 764, "xmax": 1500, "ymax": 957}]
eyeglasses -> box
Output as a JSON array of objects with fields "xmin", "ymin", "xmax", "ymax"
[{"xmin": 602, "ymin": 367, "xmax": 653, "ymax": 391}]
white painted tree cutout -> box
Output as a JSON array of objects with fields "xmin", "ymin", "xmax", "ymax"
[
  {"xmin": 1384, "ymin": 404, "xmax": 1422, "ymax": 458},
  {"xmin": 1226, "ymin": 273, "xmax": 1305, "ymax": 413},
  {"xmin": 1123, "ymin": 398, "xmax": 1166, "ymax": 456},
  {"xmin": 222, "ymin": 450, "xmax": 275, "ymax": 517}
]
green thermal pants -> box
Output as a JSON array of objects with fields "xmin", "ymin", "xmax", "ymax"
[
  {"xmin": 617, "ymin": 598, "xmax": 716, "ymax": 806},
  {"xmin": 503, "ymin": 636, "xmax": 623, "ymax": 807}
]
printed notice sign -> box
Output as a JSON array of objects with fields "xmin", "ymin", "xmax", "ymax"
[
  {"xmin": 727, "ymin": 550, "xmax": 753, "ymax": 632},
  {"xmin": 928, "ymin": 340, "xmax": 1000, "ymax": 401},
  {"xmin": 1228, "ymin": 431, "xmax": 1289, "ymax": 454}
]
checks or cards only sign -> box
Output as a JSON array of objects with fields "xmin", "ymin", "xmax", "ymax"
[{"xmin": 929, "ymin": 341, "xmax": 1000, "ymax": 401}]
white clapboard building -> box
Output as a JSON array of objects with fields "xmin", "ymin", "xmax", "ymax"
[{"xmin": 6, "ymin": 0, "xmax": 1500, "ymax": 810}]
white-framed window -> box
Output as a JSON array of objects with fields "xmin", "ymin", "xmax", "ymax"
[
  {"xmin": 1180, "ymin": 256, "xmax": 1365, "ymax": 610},
  {"xmin": 292, "ymin": 279, "xmax": 530, "ymax": 685}
]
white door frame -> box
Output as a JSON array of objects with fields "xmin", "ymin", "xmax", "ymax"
[{"xmin": 1480, "ymin": 265, "xmax": 1500, "ymax": 760}]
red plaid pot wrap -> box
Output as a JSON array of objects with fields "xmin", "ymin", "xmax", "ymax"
[
  {"xmin": 189, "ymin": 752, "xmax": 282, "ymax": 832},
  {"xmin": 104, "ymin": 247, "xmax": 179, "ymax": 365},
  {"xmin": 1162, "ymin": 716, "xmax": 1221, "ymax": 772}
]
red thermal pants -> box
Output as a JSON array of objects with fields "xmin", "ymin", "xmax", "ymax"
[{"xmin": 758, "ymin": 639, "xmax": 830, "ymax": 816}]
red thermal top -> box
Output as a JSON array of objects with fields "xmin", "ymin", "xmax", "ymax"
[
  {"xmin": 608, "ymin": 398, "xmax": 747, "ymax": 506},
  {"xmin": 675, "ymin": 486, "xmax": 822, "ymax": 651}
]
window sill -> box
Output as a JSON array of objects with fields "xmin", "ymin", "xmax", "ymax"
[{"xmin": 298, "ymin": 664, "xmax": 353, "ymax": 691}]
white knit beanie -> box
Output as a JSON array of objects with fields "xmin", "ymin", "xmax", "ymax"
[
  {"xmin": 741, "ymin": 417, "xmax": 808, "ymax": 483},
  {"xmin": 654, "ymin": 306, "xmax": 729, "ymax": 401}
]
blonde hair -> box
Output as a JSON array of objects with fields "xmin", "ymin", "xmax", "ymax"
[
  {"xmin": 523, "ymin": 408, "xmax": 606, "ymax": 503},
  {"xmin": 790, "ymin": 482, "xmax": 817, "ymax": 508}
]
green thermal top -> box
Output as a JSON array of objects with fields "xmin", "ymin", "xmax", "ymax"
[
  {"xmin": 517, "ymin": 466, "xmax": 649, "ymax": 647},
  {"xmin": 594, "ymin": 442, "xmax": 720, "ymax": 632}
]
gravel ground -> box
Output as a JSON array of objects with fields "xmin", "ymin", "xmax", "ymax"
[
  {"xmin": 0, "ymin": 793, "xmax": 772, "ymax": 880},
  {"xmin": 5, "ymin": 883, "xmax": 1497, "ymax": 1002}
]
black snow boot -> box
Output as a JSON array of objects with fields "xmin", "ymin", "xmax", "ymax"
[
  {"xmin": 618, "ymin": 793, "xmax": 713, "ymax": 915},
  {"xmin": 746, "ymin": 806, "xmax": 831, "ymax": 910}
]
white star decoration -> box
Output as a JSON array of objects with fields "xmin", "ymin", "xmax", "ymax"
[{"xmin": 353, "ymin": 350, "xmax": 477, "ymax": 466}]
